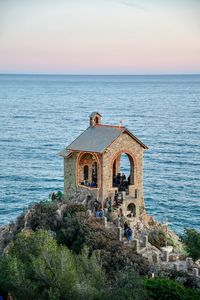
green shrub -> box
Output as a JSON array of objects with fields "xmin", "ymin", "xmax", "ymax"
[
  {"xmin": 108, "ymin": 268, "xmax": 146, "ymax": 300},
  {"xmin": 181, "ymin": 228, "xmax": 200, "ymax": 261},
  {"xmin": 144, "ymin": 278, "xmax": 200, "ymax": 300},
  {"xmin": 0, "ymin": 230, "xmax": 105, "ymax": 300},
  {"xmin": 148, "ymin": 228, "xmax": 173, "ymax": 249}
]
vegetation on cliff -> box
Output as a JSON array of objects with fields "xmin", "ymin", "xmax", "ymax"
[
  {"xmin": 0, "ymin": 200, "xmax": 200, "ymax": 300},
  {"xmin": 0, "ymin": 229, "xmax": 145, "ymax": 300},
  {"xmin": 181, "ymin": 228, "xmax": 200, "ymax": 261}
]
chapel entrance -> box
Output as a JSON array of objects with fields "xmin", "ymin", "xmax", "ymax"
[{"xmin": 112, "ymin": 152, "xmax": 134, "ymax": 192}]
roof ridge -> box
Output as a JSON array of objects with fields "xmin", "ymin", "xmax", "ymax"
[{"xmin": 95, "ymin": 124, "xmax": 125, "ymax": 129}]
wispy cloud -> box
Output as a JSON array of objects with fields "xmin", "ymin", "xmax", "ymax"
[{"xmin": 115, "ymin": 0, "xmax": 149, "ymax": 12}]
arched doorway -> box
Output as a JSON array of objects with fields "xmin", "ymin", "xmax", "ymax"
[
  {"xmin": 127, "ymin": 203, "xmax": 136, "ymax": 217},
  {"xmin": 112, "ymin": 152, "xmax": 134, "ymax": 192}
]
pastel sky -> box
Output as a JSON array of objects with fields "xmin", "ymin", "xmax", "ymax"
[{"xmin": 0, "ymin": 0, "xmax": 200, "ymax": 74}]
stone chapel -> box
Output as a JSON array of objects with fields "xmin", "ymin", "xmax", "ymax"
[{"xmin": 59, "ymin": 112, "xmax": 148, "ymax": 219}]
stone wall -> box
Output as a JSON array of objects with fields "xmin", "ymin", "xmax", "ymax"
[
  {"xmin": 64, "ymin": 153, "xmax": 78, "ymax": 200},
  {"xmin": 101, "ymin": 132, "xmax": 145, "ymax": 216},
  {"xmin": 64, "ymin": 152, "xmax": 99, "ymax": 202}
]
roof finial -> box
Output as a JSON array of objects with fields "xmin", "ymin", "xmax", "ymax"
[{"xmin": 119, "ymin": 119, "xmax": 124, "ymax": 127}]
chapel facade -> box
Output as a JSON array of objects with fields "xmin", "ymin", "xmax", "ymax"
[{"xmin": 59, "ymin": 112, "xmax": 148, "ymax": 219}]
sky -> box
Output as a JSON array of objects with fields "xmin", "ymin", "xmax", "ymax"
[{"xmin": 0, "ymin": 0, "xmax": 199, "ymax": 74}]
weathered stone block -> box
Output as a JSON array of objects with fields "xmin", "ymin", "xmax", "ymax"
[
  {"xmin": 192, "ymin": 268, "xmax": 199, "ymax": 277},
  {"xmin": 186, "ymin": 257, "xmax": 193, "ymax": 270},
  {"xmin": 132, "ymin": 239, "xmax": 139, "ymax": 253},
  {"xmin": 117, "ymin": 227, "xmax": 122, "ymax": 241},
  {"xmin": 102, "ymin": 216, "xmax": 107, "ymax": 228},
  {"xmin": 163, "ymin": 250, "xmax": 169, "ymax": 262}
]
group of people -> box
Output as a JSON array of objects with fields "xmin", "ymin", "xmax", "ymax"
[
  {"xmin": 94, "ymin": 192, "xmax": 122, "ymax": 216},
  {"xmin": 93, "ymin": 198, "xmax": 133, "ymax": 242},
  {"xmin": 80, "ymin": 180, "xmax": 97, "ymax": 188},
  {"xmin": 93, "ymin": 199, "xmax": 105, "ymax": 217},
  {"xmin": 113, "ymin": 173, "xmax": 130, "ymax": 192}
]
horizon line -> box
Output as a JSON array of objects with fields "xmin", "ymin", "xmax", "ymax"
[{"xmin": 0, "ymin": 72, "xmax": 200, "ymax": 76}]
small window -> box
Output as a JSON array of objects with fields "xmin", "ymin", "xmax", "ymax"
[
  {"xmin": 83, "ymin": 165, "xmax": 89, "ymax": 180},
  {"xmin": 95, "ymin": 116, "xmax": 99, "ymax": 124}
]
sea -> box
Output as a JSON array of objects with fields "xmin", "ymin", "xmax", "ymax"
[{"xmin": 0, "ymin": 74, "xmax": 199, "ymax": 234}]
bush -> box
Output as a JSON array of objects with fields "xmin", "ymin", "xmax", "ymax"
[
  {"xmin": 108, "ymin": 268, "xmax": 146, "ymax": 300},
  {"xmin": 0, "ymin": 229, "xmax": 150, "ymax": 300},
  {"xmin": 181, "ymin": 228, "xmax": 200, "ymax": 261},
  {"xmin": 144, "ymin": 278, "xmax": 200, "ymax": 300},
  {"xmin": 0, "ymin": 230, "xmax": 105, "ymax": 300},
  {"xmin": 148, "ymin": 228, "xmax": 173, "ymax": 249}
]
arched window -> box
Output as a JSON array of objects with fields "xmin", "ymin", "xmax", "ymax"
[
  {"xmin": 78, "ymin": 153, "xmax": 98, "ymax": 188},
  {"xmin": 83, "ymin": 165, "xmax": 89, "ymax": 180}
]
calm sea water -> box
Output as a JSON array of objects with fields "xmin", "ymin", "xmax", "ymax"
[{"xmin": 0, "ymin": 74, "xmax": 199, "ymax": 233}]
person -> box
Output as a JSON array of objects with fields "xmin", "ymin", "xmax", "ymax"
[
  {"xmin": 96, "ymin": 209, "xmax": 104, "ymax": 218},
  {"xmin": 113, "ymin": 174, "xmax": 117, "ymax": 187},
  {"xmin": 84, "ymin": 180, "xmax": 89, "ymax": 186},
  {"xmin": 124, "ymin": 221, "xmax": 129, "ymax": 234},
  {"xmin": 86, "ymin": 195, "xmax": 91, "ymax": 209},
  {"xmin": 94, "ymin": 199, "xmax": 99, "ymax": 212},
  {"xmin": 92, "ymin": 174, "xmax": 97, "ymax": 185},
  {"xmin": 51, "ymin": 192, "xmax": 56, "ymax": 201},
  {"xmin": 91, "ymin": 181, "xmax": 96, "ymax": 188},
  {"xmin": 124, "ymin": 222, "xmax": 133, "ymax": 242},
  {"xmin": 7, "ymin": 294, "xmax": 12, "ymax": 300},
  {"xmin": 119, "ymin": 182, "xmax": 126, "ymax": 192},
  {"xmin": 114, "ymin": 191, "xmax": 119, "ymax": 207},
  {"xmin": 99, "ymin": 209, "xmax": 104, "ymax": 218},
  {"xmin": 116, "ymin": 173, "xmax": 121, "ymax": 185},
  {"xmin": 125, "ymin": 226, "xmax": 133, "ymax": 242},
  {"xmin": 57, "ymin": 191, "xmax": 63, "ymax": 202},
  {"xmin": 122, "ymin": 173, "xmax": 126, "ymax": 182},
  {"xmin": 107, "ymin": 197, "xmax": 112, "ymax": 213},
  {"xmin": 105, "ymin": 197, "xmax": 109, "ymax": 209}
]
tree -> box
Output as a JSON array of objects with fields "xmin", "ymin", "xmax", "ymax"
[
  {"xmin": 0, "ymin": 230, "xmax": 105, "ymax": 300},
  {"xmin": 108, "ymin": 268, "xmax": 146, "ymax": 300},
  {"xmin": 144, "ymin": 278, "xmax": 200, "ymax": 300},
  {"xmin": 181, "ymin": 228, "xmax": 200, "ymax": 261}
]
